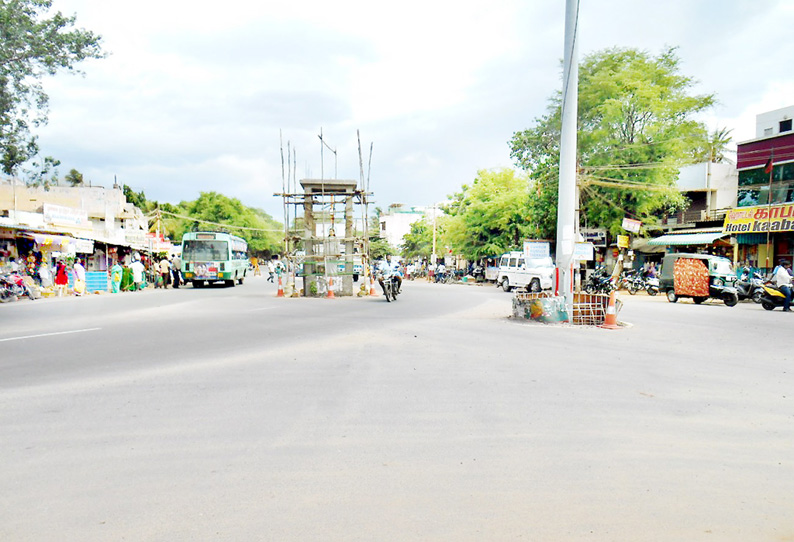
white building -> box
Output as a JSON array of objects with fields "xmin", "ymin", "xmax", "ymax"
[
  {"xmin": 754, "ymin": 105, "xmax": 794, "ymax": 138},
  {"xmin": 378, "ymin": 203, "xmax": 443, "ymax": 251}
]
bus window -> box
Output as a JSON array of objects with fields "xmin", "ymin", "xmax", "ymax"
[{"xmin": 183, "ymin": 240, "xmax": 228, "ymax": 261}]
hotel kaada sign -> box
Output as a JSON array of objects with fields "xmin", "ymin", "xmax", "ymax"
[{"xmin": 723, "ymin": 204, "xmax": 794, "ymax": 234}]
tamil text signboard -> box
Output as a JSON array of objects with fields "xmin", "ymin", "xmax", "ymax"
[
  {"xmin": 43, "ymin": 203, "xmax": 89, "ymax": 228},
  {"xmin": 723, "ymin": 203, "xmax": 794, "ymax": 233}
]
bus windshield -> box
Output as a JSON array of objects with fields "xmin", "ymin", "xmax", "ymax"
[{"xmin": 183, "ymin": 240, "xmax": 228, "ymax": 261}]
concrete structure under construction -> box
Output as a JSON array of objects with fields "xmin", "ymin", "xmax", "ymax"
[{"xmin": 279, "ymin": 179, "xmax": 369, "ymax": 297}]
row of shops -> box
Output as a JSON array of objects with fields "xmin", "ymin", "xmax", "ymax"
[
  {"xmin": 588, "ymin": 202, "xmax": 794, "ymax": 277},
  {"xmin": 0, "ymin": 224, "xmax": 175, "ymax": 292}
]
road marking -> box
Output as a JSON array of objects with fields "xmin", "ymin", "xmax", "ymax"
[{"xmin": 0, "ymin": 327, "xmax": 102, "ymax": 343}]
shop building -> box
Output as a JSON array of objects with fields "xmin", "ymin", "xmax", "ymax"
[
  {"xmin": 730, "ymin": 105, "xmax": 794, "ymax": 271},
  {"xmin": 0, "ymin": 180, "xmax": 152, "ymax": 289}
]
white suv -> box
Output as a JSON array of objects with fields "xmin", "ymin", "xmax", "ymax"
[{"xmin": 496, "ymin": 251, "xmax": 554, "ymax": 292}]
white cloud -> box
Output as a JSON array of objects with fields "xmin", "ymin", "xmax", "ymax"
[{"xmin": 29, "ymin": 0, "xmax": 794, "ymax": 221}]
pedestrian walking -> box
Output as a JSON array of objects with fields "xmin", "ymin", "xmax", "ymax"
[
  {"xmin": 54, "ymin": 260, "xmax": 68, "ymax": 297},
  {"xmin": 267, "ymin": 260, "xmax": 275, "ymax": 282},
  {"xmin": 159, "ymin": 256, "xmax": 171, "ymax": 288},
  {"xmin": 73, "ymin": 259, "xmax": 86, "ymax": 296},
  {"xmin": 171, "ymin": 254, "xmax": 182, "ymax": 288},
  {"xmin": 110, "ymin": 260, "xmax": 123, "ymax": 293},
  {"xmin": 131, "ymin": 256, "xmax": 145, "ymax": 291}
]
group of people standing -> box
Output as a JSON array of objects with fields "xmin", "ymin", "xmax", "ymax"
[
  {"xmin": 107, "ymin": 253, "xmax": 182, "ymax": 293},
  {"xmin": 154, "ymin": 254, "xmax": 182, "ymax": 290}
]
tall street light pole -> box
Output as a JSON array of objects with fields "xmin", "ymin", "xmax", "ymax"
[{"xmin": 556, "ymin": 0, "xmax": 580, "ymax": 316}]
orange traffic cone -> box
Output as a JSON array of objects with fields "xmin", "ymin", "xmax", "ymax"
[
  {"xmin": 326, "ymin": 276, "xmax": 335, "ymax": 299},
  {"xmin": 276, "ymin": 274, "xmax": 284, "ymax": 297},
  {"xmin": 600, "ymin": 290, "xmax": 620, "ymax": 329},
  {"xmin": 369, "ymin": 276, "xmax": 377, "ymax": 296}
]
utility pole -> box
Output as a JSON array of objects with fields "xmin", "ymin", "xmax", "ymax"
[
  {"xmin": 556, "ymin": 0, "xmax": 580, "ymax": 315},
  {"xmin": 432, "ymin": 211, "xmax": 437, "ymax": 263},
  {"xmin": 318, "ymin": 128, "xmax": 337, "ymax": 180}
]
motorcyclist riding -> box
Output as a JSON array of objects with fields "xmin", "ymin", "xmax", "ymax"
[{"xmin": 377, "ymin": 256, "xmax": 403, "ymax": 295}]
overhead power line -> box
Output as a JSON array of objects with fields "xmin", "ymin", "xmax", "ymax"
[
  {"xmin": 147, "ymin": 209, "xmax": 283, "ymax": 233},
  {"xmin": 580, "ymin": 176, "xmax": 678, "ymax": 191}
]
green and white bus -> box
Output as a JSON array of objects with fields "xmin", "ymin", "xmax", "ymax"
[{"xmin": 181, "ymin": 232, "xmax": 249, "ymax": 287}]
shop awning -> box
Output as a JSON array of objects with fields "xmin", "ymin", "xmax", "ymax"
[
  {"xmin": 22, "ymin": 232, "xmax": 75, "ymax": 251},
  {"xmin": 646, "ymin": 231, "xmax": 728, "ymax": 246}
]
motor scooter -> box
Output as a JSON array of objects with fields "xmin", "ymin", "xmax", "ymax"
[
  {"xmin": 759, "ymin": 283, "xmax": 789, "ymax": 311},
  {"xmin": 735, "ymin": 267, "xmax": 765, "ymax": 303}
]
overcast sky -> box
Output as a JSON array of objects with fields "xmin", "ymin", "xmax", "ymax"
[{"xmin": 36, "ymin": 0, "xmax": 794, "ymax": 219}]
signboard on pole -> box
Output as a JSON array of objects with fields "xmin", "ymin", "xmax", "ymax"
[
  {"xmin": 617, "ymin": 235, "xmax": 630, "ymax": 249},
  {"xmin": 581, "ymin": 228, "xmax": 607, "ymax": 247},
  {"xmin": 573, "ymin": 242, "xmax": 594, "ymax": 261},
  {"xmin": 524, "ymin": 240, "xmax": 550, "ymax": 261},
  {"xmin": 622, "ymin": 217, "xmax": 642, "ymax": 233}
]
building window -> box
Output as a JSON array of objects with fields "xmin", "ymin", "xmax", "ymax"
[
  {"xmin": 781, "ymin": 119, "xmax": 792, "ymax": 133},
  {"xmin": 765, "ymin": 128, "xmax": 773, "ymax": 136}
]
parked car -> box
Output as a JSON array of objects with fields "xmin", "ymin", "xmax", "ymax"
[
  {"xmin": 496, "ymin": 251, "xmax": 554, "ymax": 293},
  {"xmin": 659, "ymin": 252, "xmax": 738, "ymax": 306}
]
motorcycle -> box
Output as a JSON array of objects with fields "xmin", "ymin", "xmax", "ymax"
[
  {"xmin": 471, "ymin": 264, "xmax": 485, "ymax": 282},
  {"xmin": 644, "ymin": 276, "xmax": 660, "ymax": 296},
  {"xmin": 618, "ymin": 268, "xmax": 640, "ymax": 292},
  {"xmin": 0, "ymin": 271, "xmax": 36, "ymax": 302},
  {"xmin": 583, "ymin": 267, "xmax": 615, "ymax": 294},
  {"xmin": 378, "ymin": 271, "xmax": 401, "ymax": 302},
  {"xmin": 735, "ymin": 267, "xmax": 765, "ymax": 303},
  {"xmin": 759, "ymin": 283, "xmax": 788, "ymax": 311}
]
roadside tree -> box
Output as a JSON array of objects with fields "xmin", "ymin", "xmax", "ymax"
[
  {"xmin": 444, "ymin": 168, "xmax": 533, "ymax": 260},
  {"xmin": 401, "ymin": 219, "xmax": 434, "ymax": 261},
  {"xmin": 0, "ymin": 0, "xmax": 104, "ymax": 175},
  {"xmin": 510, "ymin": 46, "xmax": 713, "ymax": 237}
]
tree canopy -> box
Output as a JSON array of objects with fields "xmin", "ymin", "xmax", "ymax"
[
  {"xmin": 443, "ymin": 168, "xmax": 533, "ymax": 260},
  {"xmin": 401, "ymin": 218, "xmax": 434, "ymax": 261},
  {"xmin": 126, "ymin": 189, "xmax": 283, "ymax": 256},
  {"xmin": 0, "ymin": 0, "xmax": 104, "ymax": 175},
  {"xmin": 510, "ymin": 46, "xmax": 714, "ymax": 237}
]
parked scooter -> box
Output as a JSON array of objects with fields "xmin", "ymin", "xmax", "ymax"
[
  {"xmin": 735, "ymin": 267, "xmax": 765, "ymax": 303},
  {"xmin": 759, "ymin": 283, "xmax": 788, "ymax": 311}
]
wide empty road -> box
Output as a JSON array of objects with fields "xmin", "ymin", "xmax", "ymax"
[{"xmin": 1, "ymin": 277, "xmax": 792, "ymax": 541}]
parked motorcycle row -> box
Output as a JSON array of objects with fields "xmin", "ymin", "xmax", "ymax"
[{"xmin": 582, "ymin": 266, "xmax": 660, "ymax": 296}]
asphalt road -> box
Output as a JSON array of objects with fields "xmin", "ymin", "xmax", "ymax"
[{"xmin": 1, "ymin": 278, "xmax": 792, "ymax": 541}]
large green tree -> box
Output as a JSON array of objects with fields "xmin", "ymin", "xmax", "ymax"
[
  {"xmin": 444, "ymin": 168, "xmax": 533, "ymax": 260},
  {"xmin": 401, "ymin": 218, "xmax": 434, "ymax": 261},
  {"xmin": 510, "ymin": 46, "xmax": 712, "ymax": 237},
  {"xmin": 0, "ymin": 0, "xmax": 104, "ymax": 175},
  {"xmin": 170, "ymin": 192, "xmax": 282, "ymax": 255}
]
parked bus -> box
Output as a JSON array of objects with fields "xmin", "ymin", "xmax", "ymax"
[{"xmin": 181, "ymin": 232, "xmax": 249, "ymax": 287}]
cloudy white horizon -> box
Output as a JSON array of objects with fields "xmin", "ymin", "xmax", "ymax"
[{"xmin": 33, "ymin": 0, "xmax": 794, "ymax": 219}]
